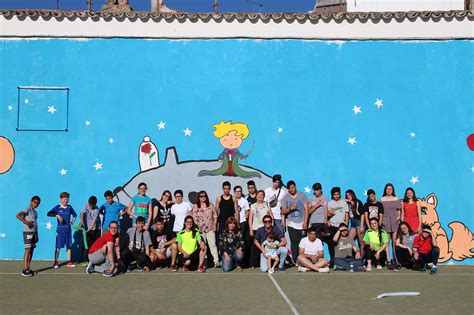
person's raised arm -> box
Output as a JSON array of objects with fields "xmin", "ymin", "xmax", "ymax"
[{"xmin": 333, "ymin": 229, "xmax": 341, "ymax": 244}]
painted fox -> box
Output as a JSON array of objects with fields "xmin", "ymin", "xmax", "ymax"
[{"xmin": 420, "ymin": 193, "xmax": 474, "ymax": 262}]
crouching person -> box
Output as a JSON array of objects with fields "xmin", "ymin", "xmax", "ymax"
[
  {"xmin": 149, "ymin": 217, "xmax": 178, "ymax": 271},
  {"xmin": 297, "ymin": 227, "xmax": 330, "ymax": 273},
  {"xmin": 254, "ymin": 215, "xmax": 288, "ymax": 272},
  {"xmin": 333, "ymin": 223, "xmax": 365, "ymax": 271},
  {"xmin": 414, "ymin": 225, "xmax": 440, "ymax": 275},
  {"xmin": 86, "ymin": 221, "xmax": 120, "ymax": 277},
  {"xmin": 121, "ymin": 216, "xmax": 153, "ymax": 272},
  {"xmin": 177, "ymin": 216, "xmax": 207, "ymax": 272}
]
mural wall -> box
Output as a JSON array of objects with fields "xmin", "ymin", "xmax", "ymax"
[{"xmin": 0, "ymin": 39, "xmax": 473, "ymax": 262}]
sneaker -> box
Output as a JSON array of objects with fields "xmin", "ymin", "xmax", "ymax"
[
  {"xmin": 268, "ymin": 268, "xmax": 274, "ymax": 275},
  {"xmin": 137, "ymin": 264, "xmax": 144, "ymax": 272},
  {"xmin": 53, "ymin": 261, "xmax": 59, "ymax": 269},
  {"xmin": 81, "ymin": 262, "xmax": 89, "ymax": 267},
  {"xmin": 66, "ymin": 262, "xmax": 76, "ymax": 268},
  {"xmin": 318, "ymin": 267, "xmax": 330, "ymax": 273},
  {"xmin": 376, "ymin": 265, "xmax": 383, "ymax": 270},
  {"xmin": 181, "ymin": 266, "xmax": 189, "ymax": 272},
  {"xmin": 21, "ymin": 269, "xmax": 33, "ymax": 277},
  {"xmin": 86, "ymin": 261, "xmax": 94, "ymax": 274},
  {"xmin": 198, "ymin": 266, "xmax": 206, "ymax": 273},
  {"xmin": 214, "ymin": 261, "xmax": 222, "ymax": 268},
  {"xmin": 102, "ymin": 269, "xmax": 114, "ymax": 277},
  {"xmin": 430, "ymin": 266, "xmax": 437, "ymax": 275},
  {"xmin": 387, "ymin": 262, "xmax": 394, "ymax": 270},
  {"xmin": 170, "ymin": 265, "xmax": 178, "ymax": 272},
  {"xmin": 366, "ymin": 266, "xmax": 372, "ymax": 272},
  {"xmin": 298, "ymin": 266, "xmax": 308, "ymax": 273}
]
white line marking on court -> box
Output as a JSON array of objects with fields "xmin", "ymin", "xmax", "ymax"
[{"xmin": 268, "ymin": 274, "xmax": 300, "ymax": 315}]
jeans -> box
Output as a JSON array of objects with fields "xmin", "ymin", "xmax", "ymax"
[
  {"xmin": 260, "ymin": 247, "xmax": 288, "ymax": 272},
  {"xmin": 419, "ymin": 246, "xmax": 440, "ymax": 269},
  {"xmin": 222, "ymin": 251, "xmax": 244, "ymax": 272},
  {"xmin": 201, "ymin": 230, "xmax": 219, "ymax": 265},
  {"xmin": 273, "ymin": 219, "xmax": 284, "ymax": 234},
  {"xmin": 334, "ymin": 257, "xmax": 365, "ymax": 271},
  {"xmin": 287, "ymin": 226, "xmax": 306, "ymax": 262}
]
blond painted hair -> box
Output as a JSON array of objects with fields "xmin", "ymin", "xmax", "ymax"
[{"xmin": 212, "ymin": 121, "xmax": 250, "ymax": 139}]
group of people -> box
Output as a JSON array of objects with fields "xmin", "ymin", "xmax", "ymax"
[{"xmin": 16, "ymin": 174, "xmax": 440, "ymax": 277}]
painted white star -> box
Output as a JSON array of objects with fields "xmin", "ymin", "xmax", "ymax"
[
  {"xmin": 374, "ymin": 99, "xmax": 383, "ymax": 109},
  {"xmin": 304, "ymin": 186, "xmax": 311, "ymax": 194},
  {"xmin": 7, "ymin": 105, "xmax": 13, "ymax": 111},
  {"xmin": 108, "ymin": 138, "xmax": 114, "ymax": 144},
  {"xmin": 471, "ymin": 166, "xmax": 474, "ymax": 173},
  {"xmin": 183, "ymin": 128, "xmax": 192, "ymax": 136},
  {"xmin": 364, "ymin": 190, "xmax": 368, "ymax": 196},
  {"xmin": 410, "ymin": 176, "xmax": 419, "ymax": 185},
  {"xmin": 277, "ymin": 127, "xmax": 283, "ymax": 133},
  {"xmin": 410, "ymin": 132, "xmax": 416, "ymax": 138},
  {"xmin": 47, "ymin": 105, "xmax": 57, "ymax": 114},
  {"xmin": 46, "ymin": 222, "xmax": 52, "ymax": 230},
  {"xmin": 347, "ymin": 137, "xmax": 357, "ymax": 145},
  {"xmin": 0, "ymin": 233, "xmax": 6, "ymax": 238},
  {"xmin": 157, "ymin": 121, "xmax": 166, "ymax": 130},
  {"xmin": 85, "ymin": 120, "xmax": 91, "ymax": 126},
  {"xmin": 59, "ymin": 168, "xmax": 68, "ymax": 176},
  {"xmin": 93, "ymin": 162, "xmax": 103, "ymax": 171},
  {"xmin": 352, "ymin": 105, "xmax": 362, "ymax": 115},
  {"xmin": 24, "ymin": 98, "xmax": 29, "ymax": 104}
]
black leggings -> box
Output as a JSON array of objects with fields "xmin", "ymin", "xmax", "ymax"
[
  {"xmin": 177, "ymin": 250, "xmax": 200, "ymax": 270},
  {"xmin": 364, "ymin": 245, "xmax": 388, "ymax": 266},
  {"xmin": 121, "ymin": 248, "xmax": 151, "ymax": 269},
  {"xmin": 395, "ymin": 246, "xmax": 414, "ymax": 269}
]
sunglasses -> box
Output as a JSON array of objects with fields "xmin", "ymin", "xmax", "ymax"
[
  {"xmin": 199, "ymin": 195, "xmax": 207, "ymax": 198},
  {"xmin": 263, "ymin": 220, "xmax": 272, "ymax": 223},
  {"xmin": 340, "ymin": 229, "xmax": 348, "ymax": 232}
]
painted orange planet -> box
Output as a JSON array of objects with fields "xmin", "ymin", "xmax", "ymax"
[{"xmin": 0, "ymin": 136, "xmax": 15, "ymax": 174}]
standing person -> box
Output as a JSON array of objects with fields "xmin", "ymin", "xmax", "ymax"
[
  {"xmin": 170, "ymin": 190, "xmax": 193, "ymax": 234},
  {"xmin": 401, "ymin": 187, "xmax": 422, "ymax": 233},
  {"xmin": 345, "ymin": 189, "xmax": 365, "ymax": 257},
  {"xmin": 234, "ymin": 186, "xmax": 250, "ymax": 266},
  {"xmin": 152, "ymin": 190, "xmax": 174, "ymax": 232},
  {"xmin": 246, "ymin": 180, "xmax": 258, "ymax": 207},
  {"xmin": 127, "ymin": 182, "xmax": 153, "ymax": 230},
  {"xmin": 264, "ymin": 174, "xmax": 286, "ymax": 233},
  {"xmin": 248, "ymin": 190, "xmax": 274, "ymax": 268},
  {"xmin": 307, "ymin": 183, "xmax": 331, "ymax": 256},
  {"xmin": 254, "ymin": 215, "xmax": 289, "ymax": 272},
  {"xmin": 149, "ymin": 217, "xmax": 178, "ymax": 271},
  {"xmin": 78, "ymin": 196, "xmax": 102, "ymax": 263},
  {"xmin": 47, "ymin": 192, "xmax": 77, "ymax": 268},
  {"xmin": 413, "ymin": 225, "xmax": 440, "ymax": 274},
  {"xmin": 395, "ymin": 222, "xmax": 417, "ymax": 269},
  {"xmin": 363, "ymin": 218, "xmax": 389, "ymax": 271},
  {"xmin": 297, "ymin": 227, "xmax": 330, "ymax": 273},
  {"xmin": 333, "ymin": 223, "xmax": 365, "ymax": 271},
  {"xmin": 215, "ymin": 181, "xmax": 239, "ymax": 243},
  {"xmin": 364, "ymin": 189, "xmax": 384, "ymax": 228},
  {"xmin": 16, "ymin": 196, "xmax": 41, "ymax": 277},
  {"xmin": 218, "ymin": 217, "xmax": 245, "ymax": 272},
  {"xmin": 189, "ymin": 191, "xmax": 219, "ymax": 267},
  {"xmin": 121, "ymin": 216, "xmax": 153, "ymax": 272},
  {"xmin": 86, "ymin": 221, "xmax": 121, "ymax": 277},
  {"xmin": 380, "ymin": 183, "xmax": 401, "ymax": 266},
  {"xmin": 176, "ymin": 216, "xmax": 207, "ymax": 272},
  {"xmin": 281, "ymin": 180, "xmax": 309, "ymax": 264},
  {"xmin": 100, "ymin": 190, "xmax": 128, "ymax": 234},
  {"xmin": 324, "ymin": 187, "xmax": 349, "ymax": 264}
]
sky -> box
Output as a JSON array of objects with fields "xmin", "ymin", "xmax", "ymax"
[{"xmin": 0, "ymin": 0, "xmax": 316, "ymax": 13}]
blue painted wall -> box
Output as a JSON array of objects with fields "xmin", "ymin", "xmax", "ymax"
[{"xmin": 0, "ymin": 39, "xmax": 473, "ymax": 262}]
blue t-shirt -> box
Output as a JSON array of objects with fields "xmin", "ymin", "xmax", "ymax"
[
  {"xmin": 100, "ymin": 201, "xmax": 126, "ymax": 229},
  {"xmin": 131, "ymin": 195, "xmax": 151, "ymax": 222},
  {"xmin": 50, "ymin": 205, "xmax": 77, "ymax": 232}
]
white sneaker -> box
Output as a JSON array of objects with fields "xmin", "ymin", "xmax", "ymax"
[
  {"xmin": 318, "ymin": 267, "xmax": 330, "ymax": 273},
  {"xmin": 367, "ymin": 266, "xmax": 372, "ymax": 272},
  {"xmin": 376, "ymin": 265, "xmax": 383, "ymax": 270},
  {"xmin": 268, "ymin": 268, "xmax": 274, "ymax": 275},
  {"xmin": 298, "ymin": 266, "xmax": 308, "ymax": 273}
]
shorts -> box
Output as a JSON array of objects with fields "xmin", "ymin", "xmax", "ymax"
[
  {"xmin": 23, "ymin": 232, "xmax": 38, "ymax": 249},
  {"xmin": 350, "ymin": 218, "xmax": 361, "ymax": 229},
  {"xmin": 56, "ymin": 231, "xmax": 72, "ymax": 249},
  {"xmin": 265, "ymin": 253, "xmax": 278, "ymax": 259},
  {"xmin": 383, "ymin": 215, "xmax": 399, "ymax": 233},
  {"xmin": 156, "ymin": 247, "xmax": 172, "ymax": 259}
]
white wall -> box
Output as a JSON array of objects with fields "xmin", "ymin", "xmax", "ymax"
[{"xmin": 347, "ymin": 0, "xmax": 465, "ymax": 12}]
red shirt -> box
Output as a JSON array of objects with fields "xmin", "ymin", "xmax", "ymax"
[
  {"xmin": 89, "ymin": 231, "xmax": 119, "ymax": 254},
  {"xmin": 413, "ymin": 234, "xmax": 432, "ymax": 254}
]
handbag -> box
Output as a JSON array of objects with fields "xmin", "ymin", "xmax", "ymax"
[{"xmin": 269, "ymin": 188, "xmax": 281, "ymax": 208}]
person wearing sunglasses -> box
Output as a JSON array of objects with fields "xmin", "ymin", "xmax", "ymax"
[
  {"xmin": 332, "ymin": 223, "xmax": 365, "ymax": 271},
  {"xmin": 254, "ymin": 215, "xmax": 288, "ymax": 272},
  {"xmin": 189, "ymin": 191, "xmax": 220, "ymax": 268},
  {"xmin": 176, "ymin": 216, "xmax": 207, "ymax": 272}
]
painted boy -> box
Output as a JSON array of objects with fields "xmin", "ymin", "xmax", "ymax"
[{"xmin": 198, "ymin": 121, "xmax": 261, "ymax": 178}]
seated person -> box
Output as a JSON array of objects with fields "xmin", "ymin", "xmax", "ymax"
[
  {"xmin": 395, "ymin": 222, "xmax": 417, "ymax": 269},
  {"xmin": 297, "ymin": 227, "xmax": 330, "ymax": 273},
  {"xmin": 149, "ymin": 217, "xmax": 178, "ymax": 271},
  {"xmin": 86, "ymin": 221, "xmax": 120, "ymax": 277},
  {"xmin": 218, "ymin": 217, "xmax": 245, "ymax": 272},
  {"xmin": 176, "ymin": 216, "xmax": 207, "ymax": 272},
  {"xmin": 254, "ymin": 215, "xmax": 288, "ymax": 272},
  {"xmin": 121, "ymin": 216, "xmax": 153, "ymax": 272},
  {"xmin": 332, "ymin": 223, "xmax": 365, "ymax": 271},
  {"xmin": 363, "ymin": 218, "xmax": 389, "ymax": 271},
  {"xmin": 413, "ymin": 225, "xmax": 440, "ymax": 275},
  {"xmin": 262, "ymin": 233, "xmax": 280, "ymax": 274}
]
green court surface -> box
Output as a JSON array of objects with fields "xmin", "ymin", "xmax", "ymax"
[{"xmin": 0, "ymin": 261, "xmax": 473, "ymax": 314}]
